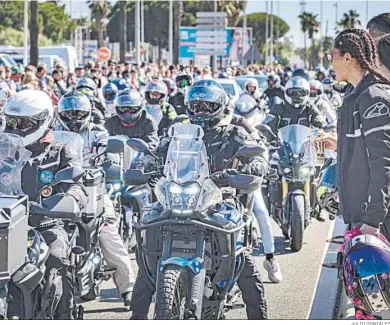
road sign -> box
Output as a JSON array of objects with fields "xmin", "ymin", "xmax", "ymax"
[{"xmin": 97, "ymin": 47, "xmax": 111, "ymax": 61}]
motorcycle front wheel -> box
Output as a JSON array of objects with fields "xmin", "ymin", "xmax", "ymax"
[
  {"xmin": 290, "ymin": 195, "xmax": 305, "ymax": 252},
  {"xmin": 154, "ymin": 266, "xmax": 191, "ymax": 320}
]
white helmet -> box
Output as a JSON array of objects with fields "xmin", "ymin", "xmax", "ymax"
[
  {"xmin": 285, "ymin": 77, "xmax": 310, "ymax": 108},
  {"xmin": 245, "ymin": 78, "xmax": 259, "ymax": 98},
  {"xmin": 3, "ymin": 90, "xmax": 54, "ymax": 146},
  {"xmin": 0, "ymin": 88, "xmax": 9, "ymax": 108}
]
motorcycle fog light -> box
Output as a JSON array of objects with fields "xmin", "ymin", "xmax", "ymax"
[
  {"xmin": 113, "ymin": 183, "xmax": 121, "ymax": 191},
  {"xmin": 283, "ymin": 168, "xmax": 291, "ymax": 174},
  {"xmin": 186, "ymin": 196, "xmax": 195, "ymax": 205},
  {"xmin": 300, "ymin": 166, "xmax": 311, "ymax": 178},
  {"xmin": 173, "ymin": 195, "xmax": 181, "ymax": 204},
  {"xmin": 92, "ymin": 255, "xmax": 101, "ymax": 265}
]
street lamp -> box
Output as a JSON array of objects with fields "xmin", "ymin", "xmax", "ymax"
[{"xmin": 23, "ymin": 0, "xmax": 29, "ymax": 66}]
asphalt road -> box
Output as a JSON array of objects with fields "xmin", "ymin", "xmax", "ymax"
[{"xmin": 81, "ymin": 217, "xmax": 335, "ymax": 320}]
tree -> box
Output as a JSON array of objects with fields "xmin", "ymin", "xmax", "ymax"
[
  {"xmin": 88, "ymin": 0, "xmax": 110, "ymax": 48},
  {"xmin": 337, "ymin": 10, "xmax": 361, "ymax": 30},
  {"xmin": 299, "ymin": 11, "xmax": 319, "ymax": 69},
  {"xmin": 30, "ymin": 0, "xmax": 39, "ymax": 66},
  {"xmin": 119, "ymin": 0, "xmax": 126, "ymax": 62},
  {"xmin": 173, "ymin": 1, "xmax": 183, "ymax": 64}
]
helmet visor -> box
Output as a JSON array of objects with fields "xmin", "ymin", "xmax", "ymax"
[
  {"xmin": 347, "ymin": 246, "xmax": 390, "ymax": 278},
  {"xmin": 286, "ymin": 88, "xmax": 309, "ymax": 98},
  {"xmin": 104, "ymin": 91, "xmax": 116, "ymax": 102},
  {"xmin": 60, "ymin": 110, "xmax": 90, "ymax": 122},
  {"xmin": 116, "ymin": 106, "xmax": 142, "ymax": 115},
  {"xmin": 187, "ymin": 101, "xmax": 221, "ymax": 116},
  {"xmin": 5, "ymin": 116, "xmax": 41, "ymax": 135},
  {"xmin": 177, "ymin": 79, "xmax": 190, "ymax": 88}
]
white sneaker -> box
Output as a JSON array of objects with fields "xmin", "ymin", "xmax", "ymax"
[{"xmin": 263, "ymin": 258, "xmax": 283, "ymax": 283}]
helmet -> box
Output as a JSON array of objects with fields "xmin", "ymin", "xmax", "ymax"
[
  {"xmin": 103, "ymin": 83, "xmax": 118, "ymax": 103},
  {"xmin": 284, "ymin": 66, "xmax": 293, "ymax": 73},
  {"xmin": 317, "ymin": 161, "xmax": 339, "ymax": 218},
  {"xmin": 114, "ymin": 89, "xmax": 144, "ymax": 124},
  {"xmin": 268, "ymin": 74, "xmax": 281, "ymax": 87},
  {"xmin": 292, "ymin": 68, "xmax": 310, "ymax": 81},
  {"xmin": 175, "ymin": 70, "xmax": 193, "ymax": 89},
  {"xmin": 4, "ymin": 90, "xmax": 54, "ymax": 146},
  {"xmin": 322, "ymin": 77, "xmax": 334, "ymax": 94},
  {"xmin": 342, "ymin": 234, "xmax": 390, "ymax": 315},
  {"xmin": 282, "ymin": 71, "xmax": 292, "ymax": 85},
  {"xmin": 163, "ymin": 78, "xmax": 176, "ymax": 95},
  {"xmin": 219, "ymin": 72, "xmax": 228, "ymax": 79},
  {"xmin": 245, "ymin": 78, "xmax": 259, "ymax": 95},
  {"xmin": 309, "ymin": 80, "xmax": 324, "ymax": 101},
  {"xmin": 185, "ymin": 84, "xmax": 227, "ymax": 130},
  {"xmin": 285, "ymin": 77, "xmax": 310, "ymax": 108},
  {"xmin": 58, "ymin": 90, "xmax": 92, "ymax": 133},
  {"xmin": 316, "ymin": 67, "xmax": 327, "ymax": 81},
  {"xmin": 112, "ymin": 78, "xmax": 130, "ymax": 91},
  {"xmin": 145, "ymin": 80, "xmax": 168, "ymax": 105},
  {"xmin": 76, "ymin": 77, "xmax": 97, "ymax": 95},
  {"xmin": 328, "ymin": 69, "xmax": 337, "ymax": 80}
]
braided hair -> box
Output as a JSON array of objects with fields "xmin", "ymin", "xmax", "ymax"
[
  {"xmin": 378, "ymin": 33, "xmax": 390, "ymax": 72},
  {"xmin": 334, "ymin": 28, "xmax": 390, "ymax": 84}
]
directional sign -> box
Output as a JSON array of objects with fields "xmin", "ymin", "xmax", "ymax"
[{"xmin": 195, "ymin": 12, "xmax": 227, "ymax": 55}]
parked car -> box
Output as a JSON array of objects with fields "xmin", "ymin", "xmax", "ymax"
[{"xmin": 216, "ymin": 78, "xmax": 242, "ymax": 104}]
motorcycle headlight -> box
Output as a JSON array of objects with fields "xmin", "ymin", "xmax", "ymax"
[
  {"xmin": 283, "ymin": 168, "xmax": 292, "ymax": 174},
  {"xmin": 169, "ymin": 182, "xmax": 201, "ymax": 214},
  {"xmin": 113, "ymin": 183, "xmax": 122, "ymax": 191},
  {"xmin": 299, "ymin": 166, "xmax": 312, "ymax": 178}
]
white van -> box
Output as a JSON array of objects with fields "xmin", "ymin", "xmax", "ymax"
[{"xmin": 10, "ymin": 54, "xmax": 65, "ymax": 74}]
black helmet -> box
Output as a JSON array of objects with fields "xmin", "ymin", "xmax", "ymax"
[
  {"xmin": 58, "ymin": 90, "xmax": 92, "ymax": 132},
  {"xmin": 175, "ymin": 71, "xmax": 193, "ymax": 89},
  {"xmin": 76, "ymin": 77, "xmax": 97, "ymax": 95},
  {"xmin": 282, "ymin": 71, "xmax": 292, "ymax": 85},
  {"xmin": 292, "ymin": 68, "xmax": 310, "ymax": 81},
  {"xmin": 163, "ymin": 78, "xmax": 176, "ymax": 95},
  {"xmin": 114, "ymin": 89, "xmax": 144, "ymax": 124},
  {"xmin": 185, "ymin": 85, "xmax": 227, "ymax": 130}
]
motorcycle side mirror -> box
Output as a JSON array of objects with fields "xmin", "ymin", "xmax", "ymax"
[
  {"xmin": 235, "ymin": 144, "xmax": 266, "ymax": 159},
  {"xmin": 107, "ymin": 138, "xmax": 126, "ymax": 154},
  {"xmin": 127, "ymin": 138, "xmax": 156, "ymax": 158},
  {"xmin": 256, "ymin": 124, "xmax": 277, "ymax": 141},
  {"xmin": 124, "ymin": 169, "xmax": 150, "ymax": 186},
  {"xmin": 54, "ymin": 166, "xmax": 85, "ymax": 184},
  {"xmin": 102, "ymin": 161, "xmax": 122, "ymax": 183}
]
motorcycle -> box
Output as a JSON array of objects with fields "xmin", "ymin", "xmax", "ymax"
[
  {"xmin": 268, "ymin": 125, "xmax": 318, "ymax": 252},
  {"xmin": 0, "ymin": 133, "xmax": 83, "ymax": 319},
  {"xmin": 317, "ymin": 159, "xmax": 340, "ymax": 220},
  {"xmin": 125, "ymin": 123, "xmax": 263, "ymax": 320},
  {"xmin": 92, "ymin": 135, "xmax": 152, "ymax": 252},
  {"xmin": 53, "ymin": 131, "xmax": 111, "ymax": 301}
]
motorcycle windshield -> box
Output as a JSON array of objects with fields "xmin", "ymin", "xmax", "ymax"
[
  {"xmin": 278, "ymin": 125, "xmax": 316, "ymax": 165},
  {"xmin": 53, "ymin": 131, "xmax": 84, "ymax": 166},
  {"xmin": 146, "ymin": 104, "xmax": 163, "ymax": 125},
  {"xmin": 235, "ymin": 94, "xmax": 257, "ymax": 117},
  {"xmin": 0, "ymin": 133, "xmax": 31, "ymax": 195},
  {"xmin": 164, "ymin": 124, "xmax": 208, "ymax": 184}
]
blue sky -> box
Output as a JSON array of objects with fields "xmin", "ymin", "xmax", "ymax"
[{"xmin": 64, "ymin": 0, "xmax": 388, "ymax": 47}]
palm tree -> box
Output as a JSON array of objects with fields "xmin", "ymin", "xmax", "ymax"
[
  {"xmin": 88, "ymin": 0, "xmax": 110, "ymax": 48},
  {"xmin": 119, "ymin": 0, "xmax": 126, "ymax": 62},
  {"xmin": 219, "ymin": 0, "xmax": 245, "ymax": 27},
  {"xmin": 337, "ymin": 10, "xmax": 361, "ymax": 30},
  {"xmin": 30, "ymin": 0, "xmax": 39, "ymax": 66}
]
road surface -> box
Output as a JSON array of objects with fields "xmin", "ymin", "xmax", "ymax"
[{"xmin": 81, "ymin": 216, "xmax": 337, "ymax": 320}]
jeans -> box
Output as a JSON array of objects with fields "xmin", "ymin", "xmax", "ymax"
[{"xmin": 253, "ymin": 189, "xmax": 275, "ymax": 255}]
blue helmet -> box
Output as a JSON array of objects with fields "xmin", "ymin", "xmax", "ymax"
[
  {"xmin": 112, "ymin": 78, "xmax": 130, "ymax": 91},
  {"xmin": 292, "ymin": 68, "xmax": 310, "ymax": 81},
  {"xmin": 103, "ymin": 83, "xmax": 118, "ymax": 103}
]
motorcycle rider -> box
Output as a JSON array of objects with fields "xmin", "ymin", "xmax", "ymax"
[
  {"xmin": 76, "ymin": 77, "xmax": 106, "ymax": 123},
  {"xmin": 130, "ymin": 84, "xmax": 269, "ymax": 320},
  {"xmin": 55, "ymin": 90, "xmax": 135, "ymax": 306},
  {"xmin": 243, "ymin": 78, "xmax": 262, "ymax": 102},
  {"xmin": 3, "ymin": 89, "xmax": 88, "ymax": 319},
  {"xmin": 168, "ymin": 70, "xmax": 193, "ymax": 115},
  {"xmin": 281, "ymin": 71, "xmax": 292, "ymax": 87},
  {"xmin": 322, "ymin": 77, "xmax": 342, "ymax": 108},
  {"xmin": 102, "ymin": 82, "xmax": 119, "ymax": 117},
  {"xmin": 144, "ymin": 79, "xmax": 177, "ymax": 136},
  {"xmin": 308, "ymin": 80, "xmax": 337, "ymax": 125},
  {"xmin": 315, "ymin": 67, "xmax": 327, "ymax": 82},
  {"xmin": 264, "ymin": 77, "xmax": 328, "ymax": 223},
  {"xmin": 0, "ymin": 87, "xmax": 9, "ymax": 132},
  {"xmin": 104, "ymin": 89, "xmax": 159, "ymax": 149},
  {"xmin": 263, "ymin": 74, "xmax": 285, "ymax": 101}
]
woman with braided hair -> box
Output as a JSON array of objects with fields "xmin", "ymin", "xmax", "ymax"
[{"xmin": 325, "ymin": 28, "xmax": 390, "ymax": 240}]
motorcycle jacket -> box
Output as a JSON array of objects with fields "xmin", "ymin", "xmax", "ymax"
[
  {"xmin": 56, "ymin": 122, "xmax": 108, "ymax": 167},
  {"xmin": 265, "ymin": 101, "xmax": 327, "ymax": 134},
  {"xmin": 22, "ymin": 136, "xmax": 88, "ymax": 228},
  {"xmin": 158, "ymin": 102, "xmax": 178, "ymax": 136},
  {"xmin": 104, "ymin": 109, "xmax": 159, "ymax": 150},
  {"xmin": 337, "ymin": 73, "xmax": 390, "ymax": 228},
  {"xmin": 263, "ymin": 85, "xmax": 285, "ymax": 100},
  {"xmin": 156, "ymin": 124, "xmax": 269, "ymax": 178},
  {"xmin": 168, "ymin": 89, "xmax": 186, "ymax": 115}
]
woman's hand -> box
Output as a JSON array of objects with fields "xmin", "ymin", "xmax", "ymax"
[{"xmin": 360, "ymin": 223, "xmax": 379, "ymax": 235}]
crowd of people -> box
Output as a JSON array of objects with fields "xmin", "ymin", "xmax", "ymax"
[{"xmin": 1, "ymin": 12, "xmax": 390, "ymax": 321}]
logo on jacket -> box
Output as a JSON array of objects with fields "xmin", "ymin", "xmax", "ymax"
[
  {"xmin": 363, "ymin": 102, "xmax": 390, "ymax": 119},
  {"xmin": 39, "ymin": 170, "xmax": 54, "ymax": 184}
]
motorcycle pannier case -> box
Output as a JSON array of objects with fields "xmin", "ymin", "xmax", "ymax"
[
  {"xmin": 0, "ymin": 195, "xmax": 28, "ymax": 283},
  {"xmin": 81, "ymin": 168, "xmax": 105, "ymax": 218}
]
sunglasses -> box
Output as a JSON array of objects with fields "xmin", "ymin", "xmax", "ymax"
[{"xmin": 325, "ymin": 53, "xmax": 333, "ymax": 63}]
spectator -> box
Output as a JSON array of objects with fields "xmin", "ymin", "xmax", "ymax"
[
  {"xmin": 52, "ymin": 69, "xmax": 67, "ymax": 98},
  {"xmin": 66, "ymin": 72, "xmax": 78, "ymax": 89},
  {"xmin": 130, "ymin": 69, "xmax": 140, "ymax": 90},
  {"xmin": 202, "ymin": 66, "xmax": 213, "ymax": 80},
  {"xmin": 24, "ymin": 65, "xmax": 36, "ymax": 76},
  {"xmin": 46, "ymin": 75, "xmax": 60, "ymax": 104},
  {"xmin": 21, "ymin": 71, "xmax": 38, "ymax": 90},
  {"xmin": 367, "ymin": 13, "xmax": 390, "ymax": 41},
  {"xmin": 4, "ymin": 66, "xmax": 16, "ymax": 94},
  {"xmin": 10, "ymin": 67, "xmax": 23, "ymax": 91},
  {"xmin": 36, "ymin": 63, "xmax": 49, "ymax": 93},
  {"xmin": 378, "ymin": 33, "xmax": 390, "ymax": 79}
]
